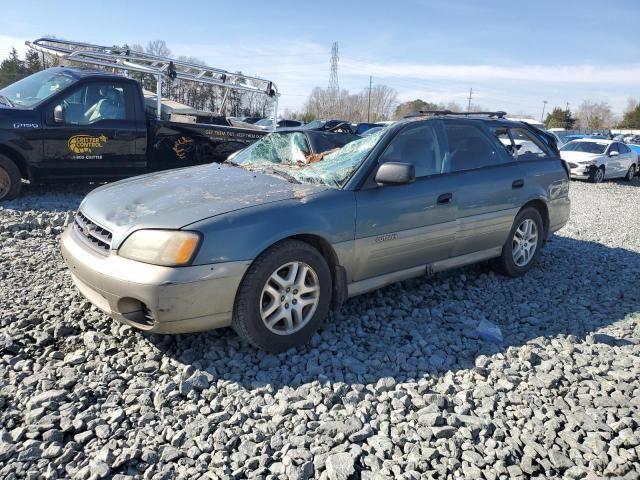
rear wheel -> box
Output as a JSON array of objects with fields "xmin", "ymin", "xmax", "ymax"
[
  {"xmin": 492, "ymin": 207, "xmax": 544, "ymax": 277},
  {"xmin": 624, "ymin": 164, "xmax": 636, "ymax": 181},
  {"xmin": 590, "ymin": 166, "xmax": 605, "ymax": 183},
  {"xmin": 0, "ymin": 155, "xmax": 21, "ymax": 201},
  {"xmin": 232, "ymin": 240, "xmax": 332, "ymax": 352}
]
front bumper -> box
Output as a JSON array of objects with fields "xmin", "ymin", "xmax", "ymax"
[
  {"xmin": 569, "ymin": 163, "xmax": 596, "ymax": 180},
  {"xmin": 60, "ymin": 226, "xmax": 250, "ymax": 333}
]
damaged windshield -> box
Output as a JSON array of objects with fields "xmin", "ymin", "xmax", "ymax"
[{"xmin": 228, "ymin": 130, "xmax": 384, "ymax": 188}]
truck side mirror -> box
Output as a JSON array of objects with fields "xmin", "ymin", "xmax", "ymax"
[{"xmin": 53, "ymin": 105, "xmax": 65, "ymax": 124}]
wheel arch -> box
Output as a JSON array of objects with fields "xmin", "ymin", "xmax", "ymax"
[
  {"xmin": 0, "ymin": 144, "xmax": 29, "ymax": 180},
  {"xmin": 243, "ymin": 233, "xmax": 347, "ymax": 309},
  {"xmin": 519, "ymin": 198, "xmax": 549, "ymax": 237}
]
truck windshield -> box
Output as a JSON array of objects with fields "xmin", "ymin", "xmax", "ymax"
[
  {"xmin": 0, "ymin": 70, "xmax": 75, "ymax": 108},
  {"xmin": 229, "ymin": 130, "xmax": 385, "ymax": 188}
]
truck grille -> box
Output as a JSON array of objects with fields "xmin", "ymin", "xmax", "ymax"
[{"xmin": 73, "ymin": 211, "xmax": 113, "ymax": 254}]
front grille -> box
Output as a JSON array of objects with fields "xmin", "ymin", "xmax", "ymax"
[{"xmin": 73, "ymin": 211, "xmax": 113, "ymax": 254}]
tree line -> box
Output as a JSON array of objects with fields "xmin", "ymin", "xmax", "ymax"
[{"xmin": 2, "ymin": 43, "xmax": 639, "ymax": 128}]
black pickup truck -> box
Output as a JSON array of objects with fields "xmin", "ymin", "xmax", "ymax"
[{"xmin": 0, "ymin": 67, "xmax": 267, "ymax": 200}]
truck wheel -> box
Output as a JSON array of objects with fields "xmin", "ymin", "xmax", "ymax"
[
  {"xmin": 491, "ymin": 207, "xmax": 544, "ymax": 277},
  {"xmin": 232, "ymin": 240, "xmax": 332, "ymax": 352},
  {"xmin": 0, "ymin": 155, "xmax": 22, "ymax": 201}
]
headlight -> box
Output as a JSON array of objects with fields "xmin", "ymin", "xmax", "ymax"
[{"xmin": 119, "ymin": 230, "xmax": 201, "ymax": 266}]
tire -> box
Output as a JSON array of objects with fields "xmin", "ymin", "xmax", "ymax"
[
  {"xmin": 492, "ymin": 207, "xmax": 544, "ymax": 278},
  {"xmin": 0, "ymin": 155, "xmax": 22, "ymax": 201},
  {"xmin": 232, "ymin": 239, "xmax": 332, "ymax": 352},
  {"xmin": 624, "ymin": 164, "xmax": 636, "ymax": 181},
  {"xmin": 589, "ymin": 166, "xmax": 605, "ymax": 183}
]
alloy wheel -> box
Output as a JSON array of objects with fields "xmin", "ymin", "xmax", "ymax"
[
  {"xmin": 512, "ymin": 219, "xmax": 538, "ymax": 267},
  {"xmin": 260, "ymin": 261, "xmax": 320, "ymax": 335},
  {"xmin": 626, "ymin": 165, "xmax": 636, "ymax": 180},
  {"xmin": 593, "ymin": 168, "xmax": 604, "ymax": 183}
]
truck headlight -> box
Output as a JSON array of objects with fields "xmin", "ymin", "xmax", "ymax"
[{"xmin": 119, "ymin": 230, "xmax": 201, "ymax": 266}]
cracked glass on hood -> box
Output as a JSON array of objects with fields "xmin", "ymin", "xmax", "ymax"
[{"xmin": 229, "ymin": 130, "xmax": 385, "ymax": 188}]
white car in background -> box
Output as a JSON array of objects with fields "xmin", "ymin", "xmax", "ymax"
[{"xmin": 560, "ymin": 139, "xmax": 637, "ymax": 183}]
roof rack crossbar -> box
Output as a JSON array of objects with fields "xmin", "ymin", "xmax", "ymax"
[
  {"xmin": 26, "ymin": 37, "xmax": 279, "ymax": 125},
  {"xmin": 404, "ymin": 110, "xmax": 507, "ymax": 119}
]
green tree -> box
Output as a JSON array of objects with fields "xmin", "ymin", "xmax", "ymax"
[
  {"xmin": 394, "ymin": 99, "xmax": 439, "ymax": 119},
  {"xmin": 544, "ymin": 107, "xmax": 576, "ymax": 129},
  {"xmin": 23, "ymin": 49, "xmax": 42, "ymax": 74},
  {"xmin": 0, "ymin": 48, "xmax": 24, "ymax": 88},
  {"xmin": 618, "ymin": 102, "xmax": 640, "ymax": 129}
]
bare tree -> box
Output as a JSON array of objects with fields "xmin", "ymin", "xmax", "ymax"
[
  {"xmin": 146, "ymin": 40, "xmax": 171, "ymax": 58},
  {"xmin": 575, "ymin": 101, "xmax": 615, "ymax": 129},
  {"xmin": 302, "ymin": 84, "xmax": 398, "ymax": 122}
]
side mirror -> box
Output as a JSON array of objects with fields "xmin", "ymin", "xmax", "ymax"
[
  {"xmin": 53, "ymin": 105, "xmax": 64, "ymax": 124},
  {"xmin": 609, "ymin": 150, "xmax": 619, "ymax": 157},
  {"xmin": 375, "ymin": 162, "xmax": 416, "ymax": 186}
]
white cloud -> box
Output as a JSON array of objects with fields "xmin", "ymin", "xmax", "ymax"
[
  {"xmin": 341, "ymin": 60, "xmax": 640, "ymax": 85},
  {"xmin": 0, "ymin": 35, "xmax": 27, "ymax": 59}
]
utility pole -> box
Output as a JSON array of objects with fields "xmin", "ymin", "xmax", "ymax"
[
  {"xmin": 540, "ymin": 100, "xmax": 548, "ymax": 122},
  {"xmin": 467, "ymin": 88, "xmax": 473, "ymax": 113},
  {"xmin": 367, "ymin": 76, "xmax": 372, "ymax": 123},
  {"xmin": 565, "ymin": 102, "xmax": 570, "ymax": 130}
]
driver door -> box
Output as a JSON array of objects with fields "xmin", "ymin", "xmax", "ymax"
[{"xmin": 38, "ymin": 80, "xmax": 144, "ymax": 180}]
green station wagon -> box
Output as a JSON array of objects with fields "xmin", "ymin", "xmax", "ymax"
[{"xmin": 61, "ymin": 112, "xmax": 570, "ymax": 351}]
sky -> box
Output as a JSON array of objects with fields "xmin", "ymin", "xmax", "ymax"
[{"xmin": 1, "ymin": 0, "xmax": 639, "ymax": 118}]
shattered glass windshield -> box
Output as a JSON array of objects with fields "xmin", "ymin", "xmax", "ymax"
[{"xmin": 228, "ymin": 130, "xmax": 385, "ymax": 188}]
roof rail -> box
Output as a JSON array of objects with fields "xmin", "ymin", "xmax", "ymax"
[
  {"xmin": 404, "ymin": 110, "xmax": 507, "ymax": 119},
  {"xmin": 26, "ymin": 37, "xmax": 279, "ymax": 124}
]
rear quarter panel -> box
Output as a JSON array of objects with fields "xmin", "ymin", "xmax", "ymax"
[{"xmin": 521, "ymin": 158, "xmax": 570, "ymax": 232}]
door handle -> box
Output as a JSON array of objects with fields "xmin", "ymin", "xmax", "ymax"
[
  {"xmin": 437, "ymin": 193, "xmax": 453, "ymax": 204},
  {"xmin": 512, "ymin": 179, "xmax": 525, "ymax": 189}
]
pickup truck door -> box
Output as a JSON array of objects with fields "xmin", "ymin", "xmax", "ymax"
[
  {"xmin": 353, "ymin": 120, "xmax": 457, "ymax": 282},
  {"xmin": 38, "ymin": 80, "xmax": 146, "ymax": 179}
]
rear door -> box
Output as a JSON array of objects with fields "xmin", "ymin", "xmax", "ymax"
[
  {"xmin": 38, "ymin": 79, "xmax": 145, "ymax": 179},
  {"xmin": 617, "ymin": 143, "xmax": 634, "ymax": 176},
  {"xmin": 443, "ymin": 120, "xmax": 526, "ymax": 257},
  {"xmin": 353, "ymin": 120, "xmax": 458, "ymax": 281}
]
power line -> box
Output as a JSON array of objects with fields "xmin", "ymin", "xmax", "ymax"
[
  {"xmin": 367, "ymin": 76, "xmax": 372, "ymax": 122},
  {"xmin": 328, "ymin": 42, "xmax": 339, "ymax": 92}
]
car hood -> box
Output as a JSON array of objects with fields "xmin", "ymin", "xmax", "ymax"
[
  {"xmin": 0, "ymin": 106, "xmax": 40, "ymax": 129},
  {"xmin": 560, "ymin": 151, "xmax": 602, "ymax": 162},
  {"xmin": 80, "ymin": 164, "xmax": 327, "ymax": 246}
]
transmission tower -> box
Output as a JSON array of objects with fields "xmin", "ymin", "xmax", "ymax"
[{"xmin": 328, "ymin": 42, "xmax": 339, "ymax": 92}]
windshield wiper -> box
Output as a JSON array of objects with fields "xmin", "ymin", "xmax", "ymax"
[
  {"xmin": 0, "ymin": 95, "xmax": 14, "ymax": 107},
  {"xmin": 263, "ymin": 167, "xmax": 301, "ymax": 184}
]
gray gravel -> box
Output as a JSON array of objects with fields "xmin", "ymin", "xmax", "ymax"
[{"xmin": 1, "ymin": 179, "xmax": 639, "ymax": 479}]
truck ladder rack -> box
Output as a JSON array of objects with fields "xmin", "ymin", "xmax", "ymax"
[{"xmin": 26, "ymin": 37, "xmax": 278, "ymax": 124}]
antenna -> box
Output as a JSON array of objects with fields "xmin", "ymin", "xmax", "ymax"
[{"xmin": 328, "ymin": 42, "xmax": 339, "ymax": 93}]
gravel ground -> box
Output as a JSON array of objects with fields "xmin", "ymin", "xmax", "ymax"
[{"xmin": 1, "ymin": 179, "xmax": 639, "ymax": 479}]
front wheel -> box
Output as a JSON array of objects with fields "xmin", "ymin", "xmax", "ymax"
[
  {"xmin": 492, "ymin": 207, "xmax": 544, "ymax": 277},
  {"xmin": 0, "ymin": 155, "xmax": 22, "ymax": 201},
  {"xmin": 624, "ymin": 164, "xmax": 636, "ymax": 181},
  {"xmin": 590, "ymin": 166, "xmax": 605, "ymax": 183},
  {"xmin": 232, "ymin": 240, "xmax": 332, "ymax": 352}
]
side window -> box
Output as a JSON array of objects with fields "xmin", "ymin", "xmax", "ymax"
[
  {"xmin": 618, "ymin": 143, "xmax": 629, "ymax": 153},
  {"xmin": 60, "ymin": 82, "xmax": 128, "ymax": 125},
  {"xmin": 444, "ymin": 123, "xmax": 503, "ymax": 172},
  {"xmin": 491, "ymin": 127, "xmax": 516, "ymax": 156},
  {"xmin": 608, "ymin": 143, "xmax": 619, "ymax": 154},
  {"xmin": 509, "ymin": 128, "xmax": 549, "ymax": 159},
  {"xmin": 377, "ymin": 122, "xmax": 443, "ymax": 177}
]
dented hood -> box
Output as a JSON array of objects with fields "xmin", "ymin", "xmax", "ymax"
[{"xmin": 80, "ymin": 164, "xmax": 327, "ymax": 246}]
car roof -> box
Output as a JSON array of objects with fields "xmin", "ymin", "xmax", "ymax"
[
  {"xmin": 269, "ymin": 128, "xmax": 360, "ymax": 153},
  {"xmin": 570, "ymin": 138, "xmax": 614, "ymax": 144}
]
